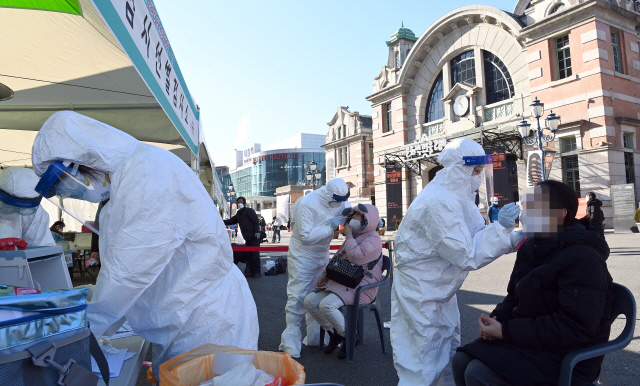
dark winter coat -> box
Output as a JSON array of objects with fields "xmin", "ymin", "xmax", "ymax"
[
  {"xmin": 586, "ymin": 195, "xmax": 604, "ymax": 231},
  {"xmin": 458, "ymin": 224, "xmax": 613, "ymax": 386},
  {"xmin": 224, "ymin": 207, "xmax": 260, "ymax": 241}
]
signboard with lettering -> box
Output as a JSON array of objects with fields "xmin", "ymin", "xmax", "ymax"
[
  {"xmin": 485, "ymin": 147, "xmax": 511, "ymax": 206},
  {"xmin": 253, "ymin": 153, "xmax": 301, "ymax": 163},
  {"xmin": 89, "ymin": 0, "xmax": 200, "ymax": 154},
  {"xmin": 544, "ymin": 151, "xmax": 556, "ymax": 180},
  {"xmin": 403, "ymin": 134, "xmax": 448, "ymax": 161},
  {"xmin": 386, "ymin": 165, "xmax": 403, "ymax": 231},
  {"xmin": 611, "ymin": 183, "xmax": 637, "ymax": 233},
  {"xmin": 526, "ymin": 150, "xmax": 543, "ymax": 188},
  {"xmin": 242, "ymin": 145, "xmax": 260, "ymax": 165},
  {"xmin": 576, "ymin": 198, "xmax": 588, "ymax": 219}
]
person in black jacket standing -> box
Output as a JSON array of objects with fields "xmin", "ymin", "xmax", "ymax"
[
  {"xmin": 586, "ymin": 191, "xmax": 605, "ymax": 237},
  {"xmin": 224, "ymin": 197, "xmax": 262, "ymax": 278},
  {"xmin": 453, "ymin": 181, "xmax": 613, "ymax": 386}
]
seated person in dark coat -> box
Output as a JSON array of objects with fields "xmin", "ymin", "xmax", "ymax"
[{"xmin": 453, "ymin": 180, "xmax": 613, "ymax": 386}]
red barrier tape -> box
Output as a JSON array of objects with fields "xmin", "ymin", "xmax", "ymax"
[{"xmin": 232, "ymin": 243, "xmax": 390, "ymax": 252}]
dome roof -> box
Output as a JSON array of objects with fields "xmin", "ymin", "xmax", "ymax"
[{"xmin": 386, "ymin": 22, "xmax": 418, "ymax": 46}]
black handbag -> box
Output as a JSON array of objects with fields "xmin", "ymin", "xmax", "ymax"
[{"xmin": 325, "ymin": 253, "xmax": 381, "ymax": 289}]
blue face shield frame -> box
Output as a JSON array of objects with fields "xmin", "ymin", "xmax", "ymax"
[
  {"xmin": 332, "ymin": 191, "xmax": 350, "ymax": 202},
  {"xmin": 35, "ymin": 161, "xmax": 71, "ymax": 199},
  {"xmin": 0, "ymin": 189, "xmax": 42, "ymax": 209},
  {"xmin": 462, "ymin": 154, "xmax": 493, "ymax": 165}
]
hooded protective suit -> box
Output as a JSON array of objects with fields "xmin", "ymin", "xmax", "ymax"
[
  {"xmin": 391, "ymin": 138, "xmax": 513, "ymax": 386},
  {"xmin": 0, "ymin": 167, "xmax": 55, "ymax": 247},
  {"xmin": 279, "ymin": 178, "xmax": 350, "ymax": 357},
  {"xmin": 32, "ymin": 111, "xmax": 259, "ymax": 377}
]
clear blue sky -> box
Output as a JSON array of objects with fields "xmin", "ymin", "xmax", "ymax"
[{"xmin": 153, "ymin": 0, "xmax": 516, "ymax": 165}]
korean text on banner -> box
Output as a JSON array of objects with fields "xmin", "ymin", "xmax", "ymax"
[
  {"xmin": 89, "ymin": 0, "xmax": 200, "ymax": 154},
  {"xmin": 386, "ymin": 165, "xmax": 403, "ymax": 231}
]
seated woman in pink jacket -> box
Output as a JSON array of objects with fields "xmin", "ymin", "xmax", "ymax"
[{"xmin": 304, "ymin": 203, "xmax": 383, "ymax": 359}]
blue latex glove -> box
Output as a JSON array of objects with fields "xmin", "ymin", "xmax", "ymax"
[
  {"xmin": 330, "ymin": 216, "xmax": 344, "ymax": 231},
  {"xmin": 377, "ymin": 218, "xmax": 384, "ymax": 230},
  {"xmin": 255, "ymin": 232, "xmax": 261, "ymax": 239},
  {"xmin": 498, "ymin": 203, "xmax": 520, "ymax": 231}
]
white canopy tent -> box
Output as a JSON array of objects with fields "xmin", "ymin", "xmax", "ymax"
[{"xmin": 0, "ymin": 0, "xmax": 229, "ymax": 226}]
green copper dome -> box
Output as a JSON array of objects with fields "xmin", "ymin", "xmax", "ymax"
[{"xmin": 386, "ymin": 22, "xmax": 418, "ymax": 46}]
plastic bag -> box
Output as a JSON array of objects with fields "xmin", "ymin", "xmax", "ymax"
[
  {"xmin": 213, "ymin": 362, "xmax": 256, "ymax": 386},
  {"xmin": 159, "ymin": 344, "xmax": 305, "ymax": 386}
]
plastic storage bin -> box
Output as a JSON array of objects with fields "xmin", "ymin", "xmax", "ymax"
[{"xmin": 0, "ymin": 246, "xmax": 72, "ymax": 289}]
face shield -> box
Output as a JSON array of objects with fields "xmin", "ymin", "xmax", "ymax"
[
  {"xmin": 35, "ymin": 161, "xmax": 110, "ymax": 234},
  {"xmin": 0, "ymin": 188, "xmax": 42, "ymax": 216},
  {"xmin": 463, "ymin": 154, "xmax": 494, "ymax": 206},
  {"xmin": 329, "ymin": 191, "xmax": 350, "ymax": 207}
]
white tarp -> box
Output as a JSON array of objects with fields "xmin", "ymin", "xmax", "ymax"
[{"xmin": 276, "ymin": 194, "xmax": 290, "ymax": 221}]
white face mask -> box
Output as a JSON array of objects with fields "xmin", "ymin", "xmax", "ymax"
[
  {"xmin": 329, "ymin": 201, "xmax": 342, "ymax": 208},
  {"xmin": 470, "ymin": 174, "xmax": 483, "ymax": 192},
  {"xmin": 349, "ymin": 219, "xmax": 362, "ymax": 231},
  {"xmin": 56, "ymin": 170, "xmax": 110, "ymax": 203},
  {"xmin": 237, "ymin": 203, "xmax": 244, "ymax": 209}
]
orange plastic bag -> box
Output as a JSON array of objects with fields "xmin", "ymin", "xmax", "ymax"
[{"xmin": 158, "ymin": 344, "xmax": 305, "ymax": 386}]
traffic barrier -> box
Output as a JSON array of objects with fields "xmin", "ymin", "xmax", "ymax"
[{"xmin": 231, "ymin": 242, "xmax": 393, "ymax": 252}]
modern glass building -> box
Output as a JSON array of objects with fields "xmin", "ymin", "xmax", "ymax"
[{"xmin": 227, "ymin": 134, "xmax": 326, "ymax": 198}]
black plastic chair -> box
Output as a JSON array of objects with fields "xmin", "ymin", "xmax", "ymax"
[
  {"xmin": 558, "ymin": 283, "xmax": 636, "ymax": 386},
  {"xmin": 320, "ymin": 255, "xmax": 392, "ymax": 363}
]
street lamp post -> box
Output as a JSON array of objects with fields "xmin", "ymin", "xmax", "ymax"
[
  {"xmin": 228, "ymin": 183, "xmax": 236, "ymax": 217},
  {"xmin": 306, "ymin": 161, "xmax": 323, "ymax": 190},
  {"xmin": 516, "ymin": 97, "xmax": 561, "ymax": 182}
]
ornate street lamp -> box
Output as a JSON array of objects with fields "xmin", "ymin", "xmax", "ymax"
[
  {"xmin": 515, "ymin": 97, "xmax": 561, "ymax": 182},
  {"xmin": 306, "ymin": 162, "xmax": 322, "ymax": 190}
]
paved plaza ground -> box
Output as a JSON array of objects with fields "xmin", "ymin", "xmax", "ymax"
[{"xmin": 108, "ymin": 229, "xmax": 639, "ymax": 385}]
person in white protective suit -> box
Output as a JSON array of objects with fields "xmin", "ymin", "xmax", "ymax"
[
  {"xmin": 0, "ymin": 167, "xmax": 55, "ymax": 247},
  {"xmin": 32, "ymin": 111, "xmax": 259, "ymax": 378},
  {"xmin": 390, "ymin": 138, "xmax": 521, "ymax": 386},
  {"xmin": 279, "ymin": 178, "xmax": 351, "ymax": 358}
]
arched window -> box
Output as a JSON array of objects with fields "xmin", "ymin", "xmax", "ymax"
[
  {"xmin": 451, "ymin": 50, "xmax": 476, "ymax": 86},
  {"xmin": 483, "ymin": 51, "xmax": 515, "ymax": 105},
  {"xmin": 548, "ymin": 3, "xmax": 565, "ymax": 15},
  {"xmin": 425, "ymin": 72, "xmax": 445, "ymax": 122}
]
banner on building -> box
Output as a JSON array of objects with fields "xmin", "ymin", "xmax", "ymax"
[
  {"xmin": 611, "ymin": 183, "xmax": 637, "ymax": 233},
  {"xmin": 90, "ymin": 0, "xmax": 200, "ymax": 154},
  {"xmin": 526, "ymin": 150, "xmax": 543, "ymax": 188},
  {"xmin": 326, "ymin": 156, "xmax": 335, "ymax": 181},
  {"xmin": 485, "ymin": 147, "xmax": 511, "ymax": 206},
  {"xmin": 544, "ymin": 151, "xmax": 556, "ymax": 180},
  {"xmin": 386, "ymin": 165, "xmax": 403, "ymax": 231}
]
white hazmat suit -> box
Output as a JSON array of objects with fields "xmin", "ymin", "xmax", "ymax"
[
  {"xmin": 0, "ymin": 167, "xmax": 55, "ymax": 247},
  {"xmin": 391, "ymin": 138, "xmax": 513, "ymax": 386},
  {"xmin": 279, "ymin": 178, "xmax": 350, "ymax": 357},
  {"xmin": 32, "ymin": 111, "xmax": 259, "ymax": 377}
]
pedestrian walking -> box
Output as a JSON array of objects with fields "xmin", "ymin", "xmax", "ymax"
[
  {"xmin": 271, "ymin": 216, "xmax": 281, "ymax": 243},
  {"xmin": 586, "ymin": 192, "xmax": 605, "ymax": 237},
  {"xmin": 224, "ymin": 197, "xmax": 262, "ymax": 278}
]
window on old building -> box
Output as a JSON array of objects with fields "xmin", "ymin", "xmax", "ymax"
[
  {"xmin": 395, "ymin": 51, "xmax": 401, "ymax": 67},
  {"xmin": 623, "ymin": 132, "xmax": 634, "ymax": 149},
  {"xmin": 548, "ymin": 3, "xmax": 565, "ymax": 15},
  {"xmin": 368, "ymin": 142, "xmax": 374, "ymax": 164},
  {"xmin": 560, "ymin": 136, "xmax": 577, "ymax": 152},
  {"xmin": 342, "ymin": 124, "xmax": 347, "ymax": 138},
  {"xmin": 451, "ymin": 50, "xmax": 476, "ymax": 86},
  {"xmin": 562, "ymin": 155, "xmax": 580, "ymax": 195},
  {"xmin": 555, "ymin": 35, "xmax": 572, "ymax": 80},
  {"xmin": 384, "ymin": 102, "xmax": 393, "ymax": 132},
  {"xmin": 426, "ymin": 72, "xmax": 445, "ymax": 122},
  {"xmin": 611, "ymin": 30, "xmax": 623, "ymax": 73},
  {"xmin": 625, "ymin": 152, "xmax": 636, "ymax": 184},
  {"xmin": 483, "ymin": 51, "xmax": 515, "ymax": 104}
]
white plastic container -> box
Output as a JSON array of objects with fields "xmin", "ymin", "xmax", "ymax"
[{"xmin": 0, "ymin": 246, "xmax": 72, "ymax": 289}]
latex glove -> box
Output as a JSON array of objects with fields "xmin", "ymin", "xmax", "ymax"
[
  {"xmin": 510, "ymin": 230, "xmax": 527, "ymax": 251},
  {"xmin": 255, "ymin": 233, "xmax": 261, "ymax": 239},
  {"xmin": 498, "ymin": 203, "xmax": 520, "ymax": 231},
  {"xmin": 377, "ymin": 218, "xmax": 384, "ymax": 230},
  {"xmin": 329, "ymin": 216, "xmax": 344, "ymax": 231}
]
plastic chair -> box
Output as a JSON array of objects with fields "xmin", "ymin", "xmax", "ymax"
[
  {"xmin": 320, "ymin": 255, "xmax": 392, "ymax": 363},
  {"xmin": 558, "ymin": 283, "xmax": 636, "ymax": 386}
]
